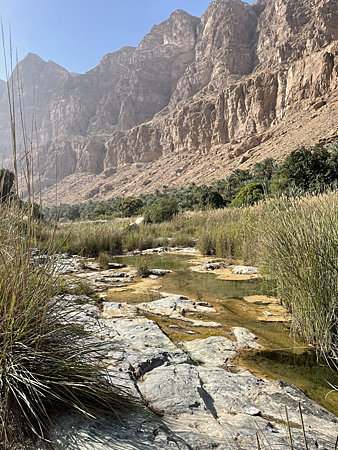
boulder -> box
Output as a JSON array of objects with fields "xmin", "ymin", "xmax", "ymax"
[{"xmin": 231, "ymin": 265, "xmax": 258, "ymax": 275}]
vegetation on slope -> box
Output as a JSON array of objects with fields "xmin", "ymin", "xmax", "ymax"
[{"xmin": 43, "ymin": 141, "xmax": 338, "ymax": 222}]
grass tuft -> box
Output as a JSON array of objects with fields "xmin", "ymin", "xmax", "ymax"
[
  {"xmin": 135, "ymin": 255, "xmax": 150, "ymax": 277},
  {"xmin": 260, "ymin": 192, "xmax": 338, "ymax": 367},
  {"xmin": 98, "ymin": 251, "xmax": 110, "ymax": 269},
  {"xmin": 0, "ymin": 201, "xmax": 140, "ymax": 449}
]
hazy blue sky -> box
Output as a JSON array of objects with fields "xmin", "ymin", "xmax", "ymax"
[{"xmin": 0, "ymin": 0, "xmax": 254, "ymax": 81}]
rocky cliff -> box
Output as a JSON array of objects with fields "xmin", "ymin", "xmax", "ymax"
[
  {"xmin": 0, "ymin": 80, "xmax": 6, "ymax": 99},
  {"xmin": 1, "ymin": 0, "xmax": 338, "ymax": 203}
]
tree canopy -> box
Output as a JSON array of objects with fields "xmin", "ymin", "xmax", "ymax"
[{"xmin": 42, "ymin": 140, "xmax": 338, "ymax": 222}]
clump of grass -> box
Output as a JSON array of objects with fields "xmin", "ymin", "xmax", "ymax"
[
  {"xmin": 211, "ymin": 223, "xmax": 237, "ymax": 259},
  {"xmin": 0, "ymin": 199, "xmax": 140, "ymax": 449},
  {"xmin": 169, "ymin": 233, "xmax": 196, "ymax": 248},
  {"xmin": 53, "ymin": 222, "xmax": 124, "ymax": 257},
  {"xmin": 135, "ymin": 255, "xmax": 150, "ymax": 277},
  {"xmin": 198, "ymin": 231, "xmax": 215, "ymax": 255},
  {"xmin": 123, "ymin": 228, "xmax": 156, "ymax": 252},
  {"xmin": 193, "ymin": 206, "xmax": 261, "ymax": 262},
  {"xmin": 62, "ymin": 280, "xmax": 96, "ymax": 297},
  {"xmin": 98, "ymin": 251, "xmax": 110, "ymax": 269},
  {"xmin": 0, "ymin": 47, "xmax": 139, "ymax": 448},
  {"xmin": 260, "ymin": 192, "xmax": 338, "ymax": 367}
]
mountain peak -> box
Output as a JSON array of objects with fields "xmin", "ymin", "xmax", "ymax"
[
  {"xmin": 1, "ymin": 0, "xmax": 338, "ymax": 205},
  {"xmin": 22, "ymin": 53, "xmax": 45, "ymax": 64}
]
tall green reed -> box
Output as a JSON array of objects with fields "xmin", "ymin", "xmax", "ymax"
[
  {"xmin": 260, "ymin": 192, "xmax": 338, "ymax": 366},
  {"xmin": 197, "ymin": 207, "xmax": 262, "ymax": 263},
  {"xmin": 54, "ymin": 221, "xmax": 124, "ymax": 256}
]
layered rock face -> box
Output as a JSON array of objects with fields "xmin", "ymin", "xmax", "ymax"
[
  {"xmin": 0, "ymin": 80, "xmax": 6, "ymax": 99},
  {"xmin": 1, "ymin": 0, "xmax": 338, "ymax": 199},
  {"xmin": 0, "ymin": 54, "xmax": 69, "ymax": 163}
]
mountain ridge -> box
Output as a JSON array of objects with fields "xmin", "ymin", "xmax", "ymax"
[{"xmin": 0, "ymin": 0, "xmax": 338, "ymax": 205}]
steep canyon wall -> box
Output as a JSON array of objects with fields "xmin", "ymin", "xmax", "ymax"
[{"xmin": 0, "ymin": 0, "xmax": 337, "ymax": 198}]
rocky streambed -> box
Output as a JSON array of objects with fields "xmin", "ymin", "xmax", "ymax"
[{"xmin": 40, "ymin": 250, "xmax": 338, "ymax": 449}]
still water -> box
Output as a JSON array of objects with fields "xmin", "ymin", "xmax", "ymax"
[{"xmin": 111, "ymin": 253, "xmax": 338, "ymax": 415}]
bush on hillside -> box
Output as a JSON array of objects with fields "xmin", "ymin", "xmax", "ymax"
[
  {"xmin": 230, "ymin": 183, "xmax": 264, "ymax": 207},
  {"xmin": 143, "ymin": 198, "xmax": 178, "ymax": 223},
  {"xmin": 119, "ymin": 197, "xmax": 144, "ymax": 217}
]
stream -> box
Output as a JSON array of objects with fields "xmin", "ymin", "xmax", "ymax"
[{"xmin": 110, "ymin": 253, "xmax": 338, "ymax": 417}]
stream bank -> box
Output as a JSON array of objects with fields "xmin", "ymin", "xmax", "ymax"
[
  {"xmin": 44, "ymin": 250, "xmax": 338, "ymax": 449},
  {"xmin": 107, "ymin": 252, "xmax": 338, "ymax": 417},
  {"xmin": 42, "ymin": 296, "xmax": 338, "ymax": 450}
]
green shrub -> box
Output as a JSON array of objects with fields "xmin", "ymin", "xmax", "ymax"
[
  {"xmin": 199, "ymin": 190, "xmax": 226, "ymax": 209},
  {"xmin": 144, "ymin": 198, "xmax": 178, "ymax": 223},
  {"xmin": 119, "ymin": 197, "xmax": 144, "ymax": 217},
  {"xmin": 231, "ymin": 183, "xmax": 264, "ymax": 207}
]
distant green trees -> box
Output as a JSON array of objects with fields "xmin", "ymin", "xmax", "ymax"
[
  {"xmin": 199, "ymin": 190, "xmax": 226, "ymax": 209},
  {"xmin": 253, "ymin": 158, "xmax": 279, "ymax": 187},
  {"xmin": 119, "ymin": 197, "xmax": 144, "ymax": 217},
  {"xmin": 42, "ymin": 140, "xmax": 338, "ymax": 222},
  {"xmin": 276, "ymin": 144, "xmax": 338, "ymax": 192}
]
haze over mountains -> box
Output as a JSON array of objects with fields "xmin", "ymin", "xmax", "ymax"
[{"xmin": 1, "ymin": 0, "xmax": 338, "ymax": 205}]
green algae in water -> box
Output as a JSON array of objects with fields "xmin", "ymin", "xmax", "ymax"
[
  {"xmin": 111, "ymin": 253, "xmax": 338, "ymax": 416},
  {"xmin": 105, "ymin": 289, "xmax": 161, "ymax": 305},
  {"xmin": 240, "ymin": 349, "xmax": 338, "ymax": 416},
  {"xmin": 161, "ymin": 269, "xmax": 309, "ymax": 358},
  {"xmin": 111, "ymin": 254, "xmax": 196, "ymax": 271},
  {"xmin": 161, "ymin": 269, "xmax": 275, "ymax": 300}
]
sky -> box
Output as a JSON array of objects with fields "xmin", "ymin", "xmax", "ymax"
[{"xmin": 0, "ymin": 0, "xmax": 254, "ymax": 81}]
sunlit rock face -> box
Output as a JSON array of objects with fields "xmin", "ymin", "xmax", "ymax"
[{"xmin": 1, "ymin": 0, "xmax": 338, "ymax": 198}]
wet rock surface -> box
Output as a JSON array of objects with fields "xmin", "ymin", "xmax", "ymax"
[
  {"xmin": 136, "ymin": 296, "xmax": 221, "ymax": 328},
  {"xmin": 45, "ymin": 291, "xmax": 338, "ymax": 449},
  {"xmin": 38, "ymin": 255, "xmax": 338, "ymax": 448}
]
